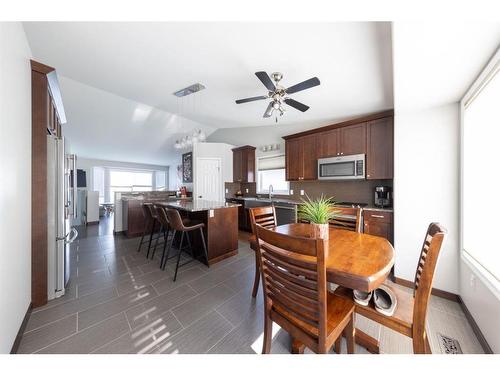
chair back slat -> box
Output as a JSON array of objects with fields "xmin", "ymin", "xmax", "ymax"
[
  {"xmin": 328, "ymin": 207, "xmax": 362, "ymax": 233},
  {"xmin": 255, "ymin": 225, "xmax": 328, "ymax": 343},
  {"xmin": 249, "ymin": 206, "xmax": 277, "ymax": 230},
  {"xmin": 412, "ymin": 222, "xmax": 446, "ymax": 338}
]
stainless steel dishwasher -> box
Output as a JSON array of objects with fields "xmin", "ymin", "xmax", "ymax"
[{"xmin": 273, "ymin": 202, "xmax": 297, "ymax": 225}]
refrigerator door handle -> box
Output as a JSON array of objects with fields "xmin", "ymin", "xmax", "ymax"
[
  {"xmin": 65, "ymin": 227, "xmax": 78, "ymax": 244},
  {"xmin": 56, "ymin": 231, "xmax": 71, "ymax": 241},
  {"xmin": 71, "ymin": 155, "xmax": 77, "ymax": 218}
]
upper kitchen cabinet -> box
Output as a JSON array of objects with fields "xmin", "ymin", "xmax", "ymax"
[
  {"xmin": 366, "ymin": 117, "xmax": 393, "ymax": 179},
  {"xmin": 340, "ymin": 123, "xmax": 366, "ymax": 156},
  {"xmin": 284, "ymin": 109, "xmax": 393, "ymax": 181},
  {"xmin": 285, "ymin": 134, "xmax": 317, "ymax": 181},
  {"xmin": 316, "ymin": 129, "xmax": 339, "ymax": 158},
  {"xmin": 317, "ymin": 124, "xmax": 366, "ymax": 158},
  {"xmin": 232, "ymin": 145, "xmax": 256, "ymax": 183}
]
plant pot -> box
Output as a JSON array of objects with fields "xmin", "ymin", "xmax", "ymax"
[{"xmin": 311, "ymin": 223, "xmax": 329, "ymax": 240}]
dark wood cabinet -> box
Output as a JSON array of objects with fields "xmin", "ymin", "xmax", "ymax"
[
  {"xmin": 363, "ymin": 210, "xmax": 393, "ymax": 244},
  {"xmin": 366, "ymin": 117, "xmax": 393, "ymax": 179},
  {"xmin": 283, "ymin": 110, "xmax": 393, "ymax": 182},
  {"xmin": 285, "ymin": 138, "xmax": 302, "ymax": 181},
  {"xmin": 302, "ymin": 135, "xmax": 318, "ymax": 180},
  {"xmin": 317, "ymin": 129, "xmax": 339, "ymax": 158},
  {"xmin": 232, "ymin": 146, "xmax": 256, "ymax": 183},
  {"xmin": 340, "ymin": 123, "xmax": 366, "ymax": 156},
  {"xmin": 285, "ymin": 135, "xmax": 317, "ymax": 181},
  {"xmin": 31, "ymin": 60, "xmax": 66, "ymax": 308}
]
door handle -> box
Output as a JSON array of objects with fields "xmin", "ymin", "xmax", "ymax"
[{"xmin": 66, "ymin": 228, "xmax": 78, "ymax": 244}]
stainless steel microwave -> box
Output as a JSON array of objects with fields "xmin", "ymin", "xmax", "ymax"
[{"xmin": 317, "ymin": 154, "xmax": 365, "ymax": 180}]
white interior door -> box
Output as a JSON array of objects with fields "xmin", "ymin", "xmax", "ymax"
[{"xmin": 195, "ymin": 158, "xmax": 222, "ymax": 201}]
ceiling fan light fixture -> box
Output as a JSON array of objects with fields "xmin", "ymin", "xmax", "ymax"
[{"xmin": 235, "ymin": 71, "xmax": 320, "ymax": 121}]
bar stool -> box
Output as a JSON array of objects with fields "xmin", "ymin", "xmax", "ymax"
[
  {"xmin": 137, "ymin": 203, "xmax": 154, "ymax": 254},
  {"xmin": 163, "ymin": 209, "xmax": 209, "ymax": 281},
  {"xmin": 136, "ymin": 203, "xmax": 164, "ymax": 258},
  {"xmin": 155, "ymin": 205, "xmax": 175, "ymax": 268}
]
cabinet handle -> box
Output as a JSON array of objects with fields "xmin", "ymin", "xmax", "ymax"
[{"xmin": 371, "ymin": 214, "xmax": 384, "ymax": 218}]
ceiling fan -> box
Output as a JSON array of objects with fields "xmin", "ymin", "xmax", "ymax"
[{"xmin": 235, "ymin": 71, "xmax": 320, "ymax": 121}]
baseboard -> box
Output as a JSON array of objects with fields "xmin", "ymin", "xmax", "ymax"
[
  {"xmin": 393, "ymin": 277, "xmax": 459, "ymax": 302},
  {"xmin": 86, "ymin": 220, "xmax": 99, "ymax": 226},
  {"xmin": 457, "ymin": 296, "xmax": 493, "ymax": 354},
  {"xmin": 10, "ymin": 303, "xmax": 32, "ymax": 354}
]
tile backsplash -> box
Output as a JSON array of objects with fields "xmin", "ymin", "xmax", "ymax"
[
  {"xmin": 226, "ymin": 179, "xmax": 392, "ymax": 206},
  {"xmin": 287, "ymin": 179, "xmax": 392, "ymax": 205},
  {"xmin": 225, "ymin": 182, "xmax": 257, "ymax": 197}
]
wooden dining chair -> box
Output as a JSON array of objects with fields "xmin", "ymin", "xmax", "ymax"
[
  {"xmin": 329, "ymin": 207, "xmax": 362, "ymax": 233},
  {"xmin": 255, "ymin": 224, "xmax": 355, "ymax": 354},
  {"xmin": 334, "ymin": 222, "xmax": 446, "ymax": 354},
  {"xmin": 248, "ymin": 206, "xmax": 277, "ymax": 298}
]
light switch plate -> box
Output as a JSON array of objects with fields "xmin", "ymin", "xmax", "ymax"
[
  {"xmin": 209, "ymin": 209, "xmax": 214, "ymax": 218},
  {"xmin": 300, "ymin": 190, "xmax": 305, "ymax": 196},
  {"xmin": 225, "ymin": 188, "xmax": 228, "ymax": 194}
]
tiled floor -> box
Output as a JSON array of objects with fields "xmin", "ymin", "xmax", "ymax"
[{"xmin": 18, "ymin": 216, "xmax": 484, "ymax": 354}]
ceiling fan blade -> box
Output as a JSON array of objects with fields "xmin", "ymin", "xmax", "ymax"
[
  {"xmin": 235, "ymin": 95, "xmax": 268, "ymax": 104},
  {"xmin": 284, "ymin": 98, "xmax": 310, "ymax": 112},
  {"xmin": 255, "ymin": 71, "xmax": 276, "ymax": 91},
  {"xmin": 263, "ymin": 102, "xmax": 274, "ymax": 118},
  {"xmin": 285, "ymin": 77, "xmax": 320, "ymax": 94}
]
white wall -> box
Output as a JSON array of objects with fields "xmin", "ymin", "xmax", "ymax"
[
  {"xmin": 0, "ymin": 22, "xmax": 33, "ymax": 353},
  {"xmin": 394, "ymin": 104, "xmax": 460, "ymax": 293}
]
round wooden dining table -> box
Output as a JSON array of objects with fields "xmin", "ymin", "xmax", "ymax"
[{"xmin": 272, "ymin": 223, "xmax": 395, "ymax": 353}]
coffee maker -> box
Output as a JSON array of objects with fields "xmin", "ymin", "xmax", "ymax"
[{"xmin": 374, "ymin": 186, "xmax": 392, "ymax": 208}]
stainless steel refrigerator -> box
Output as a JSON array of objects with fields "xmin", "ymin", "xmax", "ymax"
[{"xmin": 47, "ymin": 135, "xmax": 78, "ymax": 300}]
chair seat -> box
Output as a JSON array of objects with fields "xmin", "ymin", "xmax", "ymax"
[
  {"xmin": 272, "ymin": 291, "xmax": 354, "ymax": 340},
  {"xmin": 334, "ymin": 284, "xmax": 414, "ymax": 337}
]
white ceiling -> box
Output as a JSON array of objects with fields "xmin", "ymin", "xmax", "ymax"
[
  {"xmin": 23, "ymin": 22, "xmax": 394, "ymax": 131},
  {"xmin": 58, "ymin": 76, "xmax": 215, "ymax": 165}
]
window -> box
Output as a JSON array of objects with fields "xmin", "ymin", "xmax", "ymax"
[
  {"xmin": 462, "ymin": 56, "xmax": 499, "ymax": 284},
  {"xmin": 93, "ymin": 167, "xmax": 105, "ymax": 204},
  {"xmin": 257, "ymin": 155, "xmax": 289, "ymax": 194},
  {"xmin": 109, "ymin": 170, "xmax": 153, "ymax": 203},
  {"xmin": 155, "ymin": 171, "xmax": 166, "ymax": 191}
]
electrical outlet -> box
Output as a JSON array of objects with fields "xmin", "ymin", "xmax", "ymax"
[
  {"xmin": 290, "ymin": 189, "xmax": 294, "ymax": 195},
  {"xmin": 300, "ymin": 190, "xmax": 305, "ymax": 196},
  {"xmin": 245, "ymin": 188, "xmax": 249, "ymax": 193},
  {"xmin": 225, "ymin": 188, "xmax": 228, "ymax": 194}
]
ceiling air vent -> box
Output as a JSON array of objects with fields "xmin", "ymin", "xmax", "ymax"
[{"xmin": 173, "ymin": 83, "xmax": 206, "ymax": 97}]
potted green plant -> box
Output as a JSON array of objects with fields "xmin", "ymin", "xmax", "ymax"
[{"xmin": 298, "ymin": 195, "xmax": 339, "ymax": 239}]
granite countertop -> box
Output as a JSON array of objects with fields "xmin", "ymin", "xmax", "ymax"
[
  {"xmin": 158, "ymin": 199, "xmax": 241, "ymax": 212},
  {"xmin": 225, "ymin": 196, "xmax": 393, "ymax": 212},
  {"xmin": 122, "ymin": 196, "xmax": 190, "ymax": 202}
]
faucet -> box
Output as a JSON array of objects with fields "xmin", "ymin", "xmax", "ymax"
[{"xmin": 269, "ymin": 185, "xmax": 274, "ymax": 201}]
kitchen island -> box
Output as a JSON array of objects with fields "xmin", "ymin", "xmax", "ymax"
[{"xmin": 157, "ymin": 199, "xmax": 240, "ymax": 265}]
